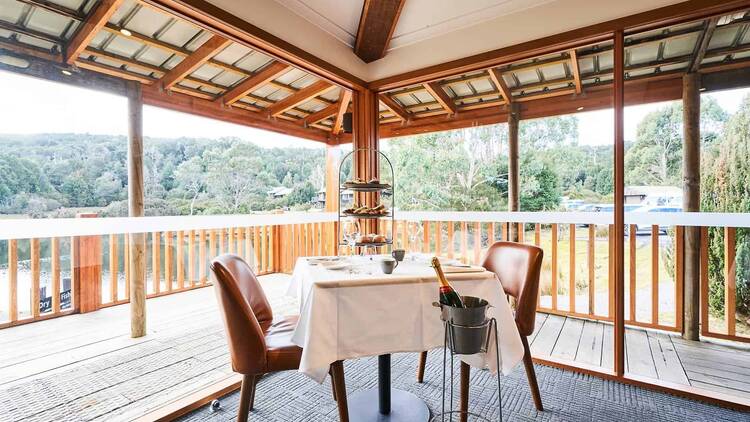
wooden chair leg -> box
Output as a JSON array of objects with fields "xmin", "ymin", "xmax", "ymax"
[
  {"xmin": 459, "ymin": 362, "xmax": 470, "ymax": 422},
  {"xmin": 331, "ymin": 360, "xmax": 349, "ymax": 422},
  {"xmin": 521, "ymin": 336, "xmax": 543, "ymax": 411},
  {"xmin": 238, "ymin": 374, "xmax": 257, "ymax": 422},
  {"xmin": 329, "ymin": 367, "xmax": 337, "ymax": 401},
  {"xmin": 417, "ymin": 351, "xmax": 428, "ymax": 383}
]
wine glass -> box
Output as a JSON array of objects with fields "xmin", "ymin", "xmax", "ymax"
[
  {"xmin": 341, "ymin": 219, "xmax": 360, "ymax": 256},
  {"xmin": 407, "ymin": 220, "xmax": 422, "ymax": 261}
]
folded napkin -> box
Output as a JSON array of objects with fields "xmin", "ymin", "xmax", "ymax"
[{"xmin": 442, "ymin": 265, "xmax": 485, "ymax": 273}]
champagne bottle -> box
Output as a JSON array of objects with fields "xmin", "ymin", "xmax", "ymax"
[{"xmin": 431, "ymin": 257, "xmax": 465, "ymax": 308}]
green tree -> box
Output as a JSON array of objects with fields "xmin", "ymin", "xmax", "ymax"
[
  {"xmin": 626, "ymin": 97, "xmax": 728, "ymax": 186},
  {"xmin": 173, "ymin": 156, "xmax": 206, "ymax": 215},
  {"xmin": 701, "ymin": 95, "xmax": 750, "ymax": 316}
]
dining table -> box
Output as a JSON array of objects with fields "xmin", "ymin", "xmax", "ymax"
[{"xmin": 287, "ymin": 254, "xmax": 525, "ymax": 421}]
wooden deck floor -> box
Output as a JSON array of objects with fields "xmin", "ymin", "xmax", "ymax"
[
  {"xmin": 0, "ymin": 274, "xmax": 297, "ymax": 422},
  {"xmin": 1, "ymin": 275, "xmax": 749, "ymax": 421},
  {"xmin": 529, "ymin": 313, "xmax": 750, "ymax": 400}
]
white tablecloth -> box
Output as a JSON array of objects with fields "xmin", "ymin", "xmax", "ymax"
[{"xmin": 287, "ymin": 256, "xmax": 525, "ymax": 383}]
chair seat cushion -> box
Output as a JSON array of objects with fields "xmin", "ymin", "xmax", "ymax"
[{"xmin": 262, "ymin": 315, "xmax": 302, "ymax": 372}]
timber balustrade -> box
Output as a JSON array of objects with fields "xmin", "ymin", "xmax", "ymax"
[
  {"xmin": 0, "ymin": 211, "xmax": 748, "ymax": 345},
  {"xmin": 0, "ymin": 212, "xmax": 337, "ymax": 329}
]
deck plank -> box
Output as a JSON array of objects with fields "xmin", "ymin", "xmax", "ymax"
[
  {"xmin": 529, "ymin": 312, "xmax": 548, "ymax": 344},
  {"xmin": 601, "ymin": 324, "xmax": 614, "ymax": 370},
  {"xmin": 647, "ymin": 332, "xmax": 689, "ymax": 384},
  {"xmin": 625, "ymin": 328, "xmax": 657, "ymax": 378},
  {"xmin": 530, "ymin": 314, "xmax": 565, "ymax": 356},
  {"xmin": 551, "ymin": 317, "xmax": 584, "ymax": 361},
  {"xmin": 575, "ymin": 320, "xmax": 604, "ymax": 366}
]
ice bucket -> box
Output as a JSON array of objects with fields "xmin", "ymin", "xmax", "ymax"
[{"xmin": 439, "ymin": 296, "xmax": 491, "ymax": 355}]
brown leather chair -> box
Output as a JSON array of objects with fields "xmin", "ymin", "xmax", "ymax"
[
  {"xmin": 415, "ymin": 241, "xmax": 544, "ymax": 412},
  {"xmin": 210, "ymin": 254, "xmax": 350, "ymax": 422}
]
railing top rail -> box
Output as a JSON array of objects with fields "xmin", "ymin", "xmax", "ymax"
[
  {"xmin": 0, "ymin": 212, "xmax": 338, "ymax": 240},
  {"xmin": 1, "ymin": 210, "xmax": 749, "ymax": 240},
  {"xmin": 396, "ymin": 211, "xmax": 750, "ymax": 228}
]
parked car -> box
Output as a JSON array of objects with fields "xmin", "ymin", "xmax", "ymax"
[{"xmin": 632, "ymin": 205, "xmax": 682, "ymax": 234}]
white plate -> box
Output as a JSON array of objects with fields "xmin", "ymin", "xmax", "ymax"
[{"xmin": 321, "ymin": 262, "xmax": 350, "ymax": 271}]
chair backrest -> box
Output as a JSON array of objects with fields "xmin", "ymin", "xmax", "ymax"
[
  {"xmin": 210, "ymin": 254, "xmax": 274, "ymax": 374},
  {"xmin": 481, "ymin": 241, "xmax": 544, "ymax": 337}
]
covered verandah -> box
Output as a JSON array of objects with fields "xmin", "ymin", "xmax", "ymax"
[{"xmin": 1, "ymin": 0, "xmax": 750, "ymax": 419}]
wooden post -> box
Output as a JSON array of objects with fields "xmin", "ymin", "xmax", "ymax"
[
  {"xmin": 326, "ymin": 144, "xmax": 341, "ymax": 256},
  {"xmin": 682, "ymin": 72, "xmax": 701, "ymax": 341},
  {"xmin": 127, "ymin": 81, "xmax": 146, "ymax": 338},
  {"xmin": 508, "ymin": 102, "xmax": 520, "ymax": 242},
  {"xmin": 613, "ymin": 30, "xmax": 626, "ymax": 377},
  {"xmin": 352, "ymin": 88, "xmax": 380, "ymax": 236},
  {"xmin": 73, "ymin": 213, "xmax": 102, "ymax": 313}
]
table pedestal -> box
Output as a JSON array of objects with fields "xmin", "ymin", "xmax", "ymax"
[{"xmin": 347, "ymin": 354, "xmax": 430, "ymax": 421}]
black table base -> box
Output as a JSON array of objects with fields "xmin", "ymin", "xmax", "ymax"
[{"xmin": 346, "ymin": 354, "xmax": 430, "ymax": 421}]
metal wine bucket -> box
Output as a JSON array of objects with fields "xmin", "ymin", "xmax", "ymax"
[
  {"xmin": 439, "ymin": 296, "xmax": 492, "ymax": 355},
  {"xmin": 440, "ymin": 296, "xmax": 490, "ymax": 326}
]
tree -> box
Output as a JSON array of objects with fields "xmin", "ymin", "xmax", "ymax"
[
  {"xmin": 61, "ymin": 171, "xmax": 95, "ymax": 207},
  {"xmin": 626, "ymin": 97, "xmax": 728, "ymax": 186},
  {"xmin": 173, "ymin": 156, "xmax": 206, "ymax": 215},
  {"xmin": 519, "ymin": 159, "xmax": 561, "ymax": 211},
  {"xmin": 701, "ymin": 94, "xmax": 750, "ymax": 316}
]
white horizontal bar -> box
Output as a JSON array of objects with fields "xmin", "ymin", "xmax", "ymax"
[
  {"xmin": 0, "ymin": 212, "xmax": 338, "ymax": 240},
  {"xmin": 1, "ymin": 211, "xmax": 749, "ymax": 241},
  {"xmin": 396, "ymin": 211, "xmax": 750, "ymax": 228}
]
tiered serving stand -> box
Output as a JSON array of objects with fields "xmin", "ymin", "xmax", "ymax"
[{"xmin": 337, "ymin": 148, "xmax": 395, "ymax": 253}]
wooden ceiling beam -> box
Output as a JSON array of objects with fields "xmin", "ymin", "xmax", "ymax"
[
  {"xmin": 354, "ymin": 0, "xmax": 406, "ymax": 63},
  {"xmin": 160, "ymin": 34, "xmax": 231, "ymax": 89},
  {"xmin": 332, "ymin": 90, "xmax": 353, "ymax": 134},
  {"xmin": 487, "ymin": 68, "xmax": 512, "ymax": 103},
  {"xmin": 75, "ymin": 59, "xmax": 156, "ymax": 84},
  {"xmin": 689, "ymin": 17, "xmax": 719, "ymax": 73},
  {"xmin": 569, "ymin": 50, "xmax": 582, "ymax": 94},
  {"xmin": 378, "ymin": 93, "xmax": 410, "ymax": 121},
  {"xmin": 300, "ymin": 102, "xmax": 340, "ymax": 126},
  {"xmin": 265, "ymin": 80, "xmax": 335, "ymax": 116},
  {"xmin": 423, "ymin": 82, "xmax": 457, "ymax": 114},
  {"xmin": 214, "ymin": 61, "xmax": 290, "ymax": 105},
  {"xmin": 0, "ymin": 37, "xmax": 61, "ymax": 62},
  {"xmin": 65, "ymin": 0, "xmax": 124, "ymax": 64}
]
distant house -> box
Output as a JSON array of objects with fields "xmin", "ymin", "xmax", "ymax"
[
  {"xmin": 314, "ymin": 188, "xmax": 355, "ymax": 208},
  {"xmin": 267, "ymin": 186, "xmax": 293, "ymax": 199},
  {"xmin": 624, "ymin": 186, "xmax": 682, "ymax": 206}
]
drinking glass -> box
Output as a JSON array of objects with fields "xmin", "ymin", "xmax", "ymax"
[{"xmin": 341, "ymin": 219, "xmax": 360, "ymax": 256}]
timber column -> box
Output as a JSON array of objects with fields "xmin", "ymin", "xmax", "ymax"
[
  {"xmin": 508, "ymin": 103, "xmax": 520, "ymax": 241},
  {"xmin": 682, "ymin": 73, "xmax": 701, "ymax": 341},
  {"xmin": 352, "ymin": 89, "xmax": 380, "ymax": 233},
  {"xmin": 127, "ymin": 81, "xmax": 147, "ymax": 338}
]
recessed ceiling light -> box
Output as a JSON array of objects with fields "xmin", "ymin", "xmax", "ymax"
[
  {"xmin": 61, "ymin": 69, "xmax": 73, "ymax": 76},
  {"xmin": 120, "ymin": 28, "xmax": 132, "ymax": 37},
  {"xmin": 576, "ymin": 106, "xmax": 584, "ymax": 111}
]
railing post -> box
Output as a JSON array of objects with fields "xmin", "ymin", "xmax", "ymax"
[
  {"xmin": 72, "ymin": 213, "xmax": 101, "ymax": 314},
  {"xmin": 127, "ymin": 80, "xmax": 146, "ymax": 338},
  {"xmin": 507, "ymin": 102, "xmax": 520, "ymax": 242},
  {"xmin": 682, "ymin": 72, "xmax": 701, "ymax": 340}
]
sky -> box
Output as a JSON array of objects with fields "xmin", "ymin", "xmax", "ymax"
[{"xmin": 1, "ymin": 70, "xmax": 748, "ymax": 147}]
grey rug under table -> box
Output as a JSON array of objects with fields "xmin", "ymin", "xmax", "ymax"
[{"xmin": 179, "ymin": 352, "xmax": 749, "ymax": 422}]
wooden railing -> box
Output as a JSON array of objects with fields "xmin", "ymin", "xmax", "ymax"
[
  {"xmin": 0, "ymin": 213, "xmax": 337, "ymax": 329},
  {"xmin": 1, "ymin": 211, "xmax": 748, "ymax": 344},
  {"xmin": 395, "ymin": 211, "xmax": 750, "ymax": 344}
]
